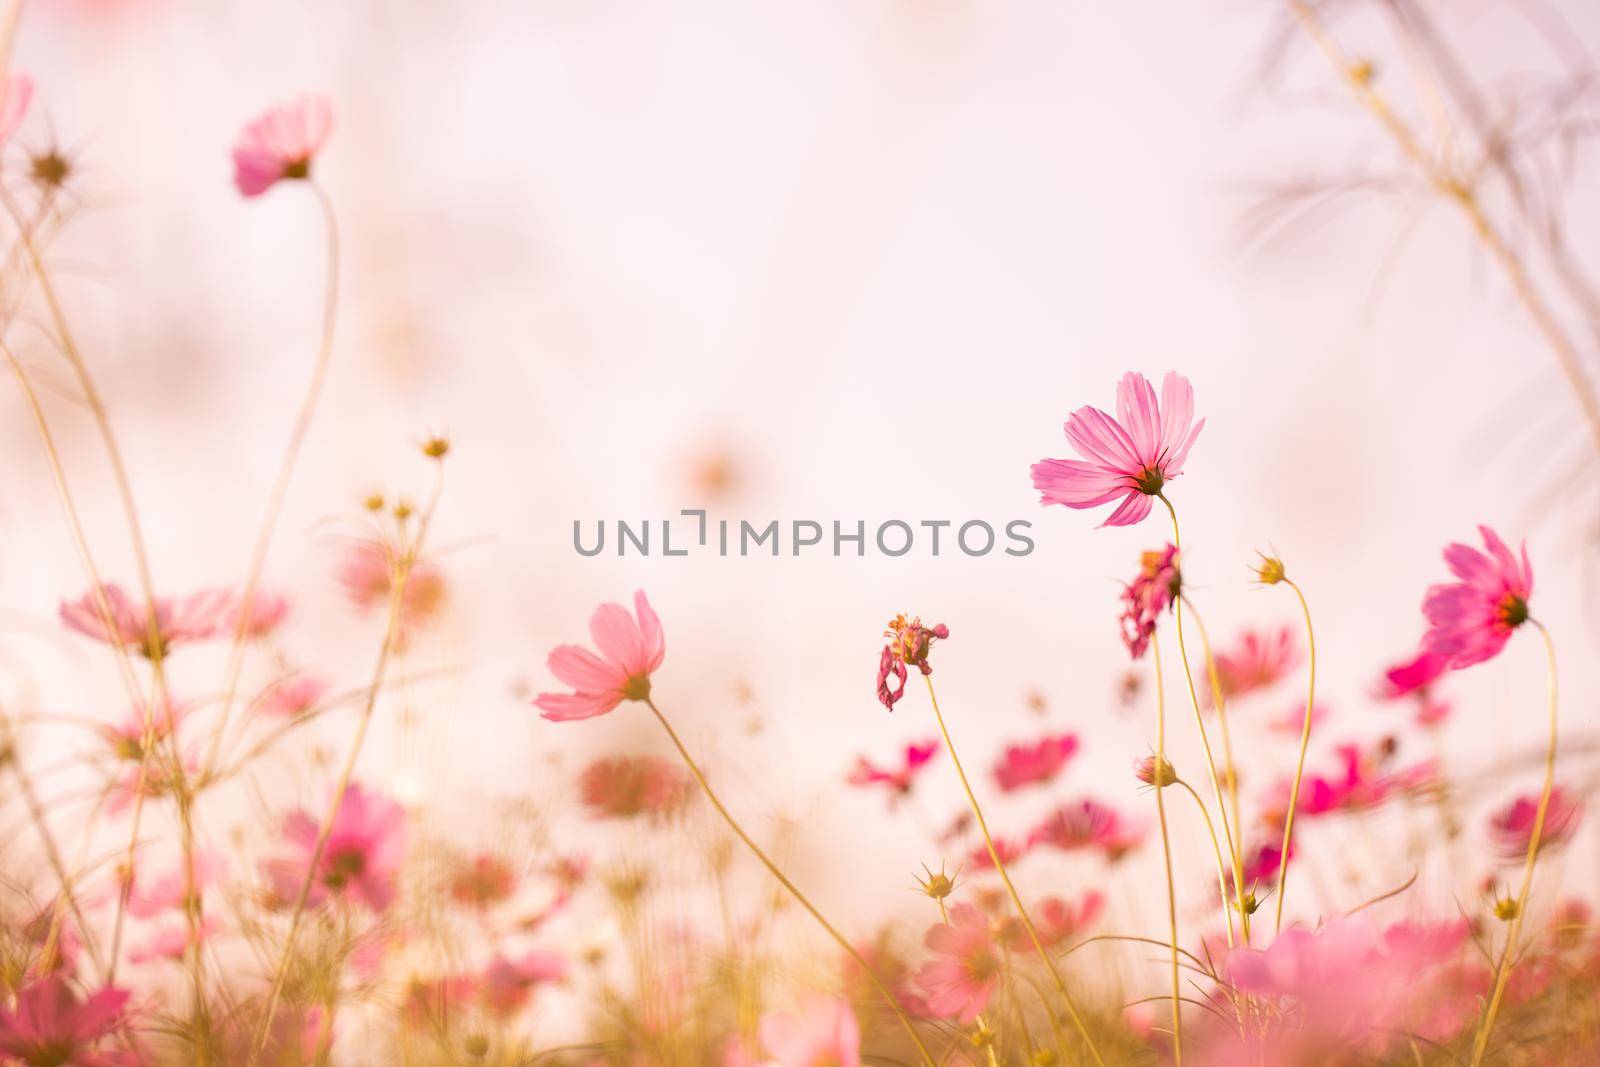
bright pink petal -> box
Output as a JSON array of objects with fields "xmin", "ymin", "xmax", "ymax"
[
  {"xmin": 1030, "ymin": 459, "xmax": 1127, "ymax": 508},
  {"xmin": 1099, "ymin": 490, "xmax": 1154, "ymax": 528}
]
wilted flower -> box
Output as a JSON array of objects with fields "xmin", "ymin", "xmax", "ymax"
[
  {"xmin": 846, "ymin": 740, "xmax": 940, "ymax": 805},
  {"xmin": 875, "ymin": 615, "xmax": 948, "ymax": 710},
  {"xmin": 1119, "ymin": 544, "xmax": 1180, "ymax": 659},
  {"xmin": 60, "ymin": 583, "xmax": 231, "ymax": 658},
  {"xmin": 1031, "ymin": 371, "xmax": 1204, "ymax": 527},
  {"xmin": 992, "ymin": 732, "xmax": 1079, "ymax": 792},
  {"xmin": 264, "ymin": 783, "xmax": 407, "ymax": 912},
  {"xmin": 533, "ymin": 591, "xmax": 664, "ymax": 721},
  {"xmin": 1422, "ymin": 525, "xmax": 1533, "ymax": 669},
  {"xmin": 757, "ymin": 994, "xmax": 861, "ymax": 1067},
  {"xmin": 233, "ymin": 94, "xmax": 333, "ymax": 196},
  {"xmin": 1491, "ymin": 786, "xmax": 1582, "ymax": 862},
  {"xmin": 917, "ymin": 903, "xmax": 1000, "ymax": 1024}
]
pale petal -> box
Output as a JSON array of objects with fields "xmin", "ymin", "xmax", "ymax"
[
  {"xmin": 547, "ymin": 644, "xmax": 625, "ymax": 694},
  {"xmin": 534, "ymin": 692, "xmax": 623, "ymax": 721},
  {"xmin": 633, "ymin": 590, "xmax": 666, "ymax": 673},
  {"xmin": 589, "ymin": 602, "xmax": 648, "ymax": 674}
]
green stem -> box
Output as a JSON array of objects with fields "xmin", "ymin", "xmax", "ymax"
[{"xmin": 1274, "ymin": 578, "xmax": 1318, "ymax": 936}]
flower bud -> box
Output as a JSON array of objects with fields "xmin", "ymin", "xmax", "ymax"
[
  {"xmin": 1254, "ymin": 554, "xmax": 1287, "ymax": 585},
  {"xmin": 1134, "ymin": 754, "xmax": 1178, "ymax": 788}
]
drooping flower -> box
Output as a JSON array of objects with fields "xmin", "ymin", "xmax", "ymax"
[
  {"xmin": 757, "ymin": 994, "xmax": 861, "ymax": 1067},
  {"xmin": 846, "ymin": 739, "xmax": 940, "ymax": 805},
  {"xmin": 917, "ymin": 903, "xmax": 1001, "ymax": 1025},
  {"xmin": 875, "ymin": 615, "xmax": 948, "ymax": 711},
  {"xmin": 1031, "ymin": 371, "xmax": 1204, "ymax": 527},
  {"xmin": 578, "ymin": 756, "xmax": 691, "ymax": 820},
  {"xmin": 263, "ymin": 783, "xmax": 407, "ymax": 912},
  {"xmin": 0, "ymin": 75, "xmax": 34, "ymax": 147},
  {"xmin": 60, "ymin": 584, "xmax": 231, "ymax": 658},
  {"xmin": 1211, "ymin": 625, "xmax": 1300, "ymax": 702},
  {"xmin": 1421, "ymin": 525, "xmax": 1533, "ymax": 669},
  {"xmin": 1030, "ymin": 799, "xmax": 1146, "ymax": 862},
  {"xmin": 1490, "ymin": 786, "xmax": 1582, "ymax": 862},
  {"xmin": 1119, "ymin": 544, "xmax": 1180, "ymax": 659},
  {"xmin": 479, "ymin": 950, "xmax": 566, "ymax": 1016},
  {"xmin": 0, "ymin": 976, "xmax": 134, "ymax": 1067},
  {"xmin": 232, "ymin": 94, "xmax": 333, "ymax": 197},
  {"xmin": 533, "ymin": 591, "xmax": 664, "ymax": 721},
  {"xmin": 992, "ymin": 732, "xmax": 1079, "ymax": 792}
]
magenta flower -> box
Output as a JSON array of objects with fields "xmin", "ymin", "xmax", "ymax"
[
  {"xmin": 757, "ymin": 994, "xmax": 861, "ymax": 1067},
  {"xmin": 264, "ymin": 783, "xmax": 407, "ymax": 912},
  {"xmin": 0, "ymin": 75, "xmax": 34, "ymax": 146},
  {"xmin": 578, "ymin": 755, "xmax": 691, "ymax": 820},
  {"xmin": 1031, "ymin": 371, "xmax": 1204, "ymax": 527},
  {"xmin": 0, "ymin": 977, "xmax": 134, "ymax": 1067},
  {"xmin": 846, "ymin": 739, "xmax": 940, "ymax": 805},
  {"xmin": 232, "ymin": 94, "xmax": 333, "ymax": 197},
  {"xmin": 1376, "ymin": 646, "xmax": 1449, "ymax": 700},
  {"xmin": 1030, "ymin": 799, "xmax": 1146, "ymax": 862},
  {"xmin": 991, "ymin": 732, "xmax": 1079, "ymax": 792},
  {"xmin": 917, "ymin": 903, "xmax": 1000, "ymax": 1024},
  {"xmin": 1490, "ymin": 786, "xmax": 1582, "ymax": 862},
  {"xmin": 533, "ymin": 590, "xmax": 664, "ymax": 721},
  {"xmin": 60, "ymin": 583, "xmax": 231, "ymax": 658},
  {"xmin": 1421, "ymin": 525, "xmax": 1533, "ymax": 668},
  {"xmin": 874, "ymin": 614, "xmax": 948, "ymax": 710},
  {"xmin": 1119, "ymin": 544, "xmax": 1180, "ymax": 659}
]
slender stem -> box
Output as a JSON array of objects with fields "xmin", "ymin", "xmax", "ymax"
[
  {"xmin": 1177, "ymin": 780, "xmax": 1233, "ymax": 950},
  {"xmin": 202, "ymin": 182, "xmax": 341, "ymax": 785},
  {"xmin": 921, "ymin": 674, "xmax": 1108, "ymax": 1067},
  {"xmin": 1467, "ymin": 620, "xmax": 1559, "ymax": 1067},
  {"xmin": 1274, "ymin": 578, "xmax": 1318, "ymax": 936},
  {"xmin": 1148, "ymin": 634, "xmax": 1183, "ymax": 1064},
  {"xmin": 642, "ymin": 697, "xmax": 937, "ymax": 1067}
]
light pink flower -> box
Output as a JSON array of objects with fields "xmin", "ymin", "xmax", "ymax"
[
  {"xmin": 337, "ymin": 540, "xmax": 447, "ymax": 643},
  {"xmin": 533, "ymin": 590, "xmax": 664, "ymax": 721},
  {"xmin": 258, "ymin": 674, "xmax": 329, "ymax": 718},
  {"xmin": 1030, "ymin": 799, "xmax": 1146, "ymax": 862},
  {"xmin": 127, "ymin": 850, "xmax": 228, "ymax": 919},
  {"xmin": 264, "ymin": 783, "xmax": 407, "ymax": 912},
  {"xmin": 480, "ymin": 950, "xmax": 566, "ymax": 1016},
  {"xmin": 1120, "ymin": 544, "xmax": 1180, "ymax": 658},
  {"xmin": 101, "ymin": 699, "xmax": 187, "ymax": 761},
  {"xmin": 0, "ymin": 75, "xmax": 33, "ymax": 146},
  {"xmin": 1491, "ymin": 786, "xmax": 1582, "ymax": 862},
  {"xmin": 233, "ymin": 94, "xmax": 333, "ymax": 196},
  {"xmin": 578, "ymin": 755, "xmax": 691, "ymax": 820},
  {"xmin": 1211, "ymin": 625, "xmax": 1300, "ymax": 702},
  {"xmin": 1421, "ymin": 525, "xmax": 1533, "ymax": 668},
  {"xmin": 130, "ymin": 917, "xmax": 219, "ymax": 965},
  {"xmin": 875, "ymin": 615, "xmax": 948, "ymax": 711},
  {"xmin": 992, "ymin": 732, "xmax": 1078, "ymax": 793},
  {"xmin": 1006, "ymin": 891, "xmax": 1105, "ymax": 952},
  {"xmin": 917, "ymin": 903, "xmax": 1000, "ymax": 1024},
  {"xmin": 1378, "ymin": 919, "xmax": 1469, "ymax": 971},
  {"xmin": 966, "ymin": 835, "xmax": 1029, "ymax": 871},
  {"xmin": 227, "ymin": 589, "xmax": 290, "ymax": 639},
  {"xmin": 450, "ymin": 854, "xmax": 519, "ymax": 910},
  {"xmin": 60, "ymin": 583, "xmax": 231, "ymax": 658},
  {"xmin": 0, "ymin": 976, "xmax": 134, "ymax": 1067},
  {"xmin": 846, "ymin": 739, "xmax": 939, "ymax": 804},
  {"xmin": 1227, "ymin": 919, "xmax": 1379, "ymax": 1034},
  {"xmin": 1031, "ymin": 371, "xmax": 1204, "ymax": 527},
  {"xmin": 758, "ymin": 994, "xmax": 861, "ymax": 1067}
]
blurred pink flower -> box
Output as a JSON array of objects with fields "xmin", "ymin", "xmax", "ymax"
[
  {"xmin": 60, "ymin": 583, "xmax": 231, "ymax": 658},
  {"xmin": 0, "ymin": 75, "xmax": 33, "ymax": 146},
  {"xmin": 232, "ymin": 94, "xmax": 333, "ymax": 196},
  {"xmin": 108, "ymin": 752, "xmax": 197, "ymax": 815},
  {"xmin": 579, "ymin": 756, "xmax": 691, "ymax": 820},
  {"xmin": 1227, "ymin": 919, "xmax": 1380, "ymax": 1037},
  {"xmin": 1378, "ymin": 919, "xmax": 1469, "ymax": 971},
  {"xmin": 1212, "ymin": 625, "xmax": 1300, "ymax": 702},
  {"xmin": 1491, "ymin": 786, "xmax": 1582, "ymax": 862},
  {"xmin": 1031, "ymin": 370, "xmax": 1204, "ymax": 527},
  {"xmin": 1119, "ymin": 544, "xmax": 1180, "ymax": 659},
  {"xmin": 480, "ymin": 950, "xmax": 566, "ymax": 1016},
  {"xmin": 1236, "ymin": 838, "xmax": 1291, "ymax": 892},
  {"xmin": 1421, "ymin": 525, "xmax": 1533, "ymax": 669},
  {"xmin": 757, "ymin": 994, "xmax": 861, "ymax": 1067},
  {"xmin": 101, "ymin": 699, "xmax": 186, "ymax": 762},
  {"xmin": 338, "ymin": 540, "xmax": 448, "ymax": 643},
  {"xmin": 992, "ymin": 732, "xmax": 1078, "ymax": 792},
  {"xmin": 0, "ymin": 976, "xmax": 133, "ymax": 1067},
  {"xmin": 875, "ymin": 615, "xmax": 948, "ymax": 711},
  {"xmin": 533, "ymin": 590, "xmax": 664, "ymax": 721},
  {"xmin": 846, "ymin": 739, "xmax": 939, "ymax": 804},
  {"xmin": 227, "ymin": 589, "xmax": 290, "ymax": 639},
  {"xmin": 1007, "ymin": 891, "xmax": 1105, "ymax": 952},
  {"xmin": 966, "ymin": 835, "xmax": 1029, "ymax": 871},
  {"xmin": 130, "ymin": 917, "xmax": 219, "ymax": 965},
  {"xmin": 127, "ymin": 850, "xmax": 228, "ymax": 919},
  {"xmin": 450, "ymin": 854, "xmax": 519, "ymax": 911},
  {"xmin": 264, "ymin": 783, "xmax": 407, "ymax": 912},
  {"xmin": 917, "ymin": 903, "xmax": 1000, "ymax": 1025},
  {"xmin": 1377, "ymin": 646, "xmax": 1449, "ymax": 699},
  {"xmin": 258, "ymin": 673, "xmax": 329, "ymax": 718},
  {"xmin": 1030, "ymin": 799, "xmax": 1145, "ymax": 862}
]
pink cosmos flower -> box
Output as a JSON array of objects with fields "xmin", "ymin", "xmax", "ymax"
[
  {"xmin": 338, "ymin": 540, "xmax": 448, "ymax": 644},
  {"xmin": 578, "ymin": 756, "xmax": 691, "ymax": 820},
  {"xmin": 1211, "ymin": 625, "xmax": 1300, "ymax": 702},
  {"xmin": 232, "ymin": 94, "xmax": 333, "ymax": 197},
  {"xmin": 757, "ymin": 994, "xmax": 861, "ymax": 1067},
  {"xmin": 966, "ymin": 835, "xmax": 1029, "ymax": 871},
  {"xmin": 1236, "ymin": 838, "xmax": 1291, "ymax": 893},
  {"xmin": 1421, "ymin": 525, "xmax": 1533, "ymax": 668},
  {"xmin": 450, "ymin": 854, "xmax": 519, "ymax": 910},
  {"xmin": 992, "ymin": 732, "xmax": 1079, "ymax": 792},
  {"xmin": 1030, "ymin": 799, "xmax": 1146, "ymax": 862},
  {"xmin": 130, "ymin": 917, "xmax": 219, "ymax": 965},
  {"xmin": 127, "ymin": 850, "xmax": 228, "ymax": 920},
  {"xmin": 1120, "ymin": 544, "xmax": 1180, "ymax": 659},
  {"xmin": 1377, "ymin": 646, "xmax": 1449, "ymax": 700},
  {"xmin": 846, "ymin": 739, "xmax": 940, "ymax": 804},
  {"xmin": 1227, "ymin": 919, "xmax": 1379, "ymax": 1034},
  {"xmin": 480, "ymin": 950, "xmax": 566, "ymax": 1016},
  {"xmin": 60, "ymin": 583, "xmax": 231, "ymax": 658},
  {"xmin": 227, "ymin": 589, "xmax": 290, "ymax": 639},
  {"xmin": 875, "ymin": 615, "xmax": 948, "ymax": 710},
  {"xmin": 264, "ymin": 783, "xmax": 407, "ymax": 912},
  {"xmin": 918, "ymin": 903, "xmax": 1001, "ymax": 1024},
  {"xmin": 258, "ymin": 673, "xmax": 329, "ymax": 718},
  {"xmin": 107, "ymin": 752, "xmax": 197, "ymax": 815},
  {"xmin": 1490, "ymin": 786, "xmax": 1582, "ymax": 862},
  {"xmin": 1378, "ymin": 919, "xmax": 1469, "ymax": 971},
  {"xmin": 1031, "ymin": 371, "xmax": 1204, "ymax": 527},
  {"xmin": 0, "ymin": 976, "xmax": 134, "ymax": 1067},
  {"xmin": 533, "ymin": 590, "xmax": 664, "ymax": 721},
  {"xmin": 101, "ymin": 699, "xmax": 186, "ymax": 761},
  {"xmin": 0, "ymin": 75, "xmax": 33, "ymax": 146},
  {"xmin": 1006, "ymin": 891, "xmax": 1105, "ymax": 952}
]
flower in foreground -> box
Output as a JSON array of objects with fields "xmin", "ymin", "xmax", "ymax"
[
  {"xmin": 1031, "ymin": 370, "xmax": 1204, "ymax": 527},
  {"xmin": 757, "ymin": 994, "xmax": 861, "ymax": 1067},
  {"xmin": 60, "ymin": 583, "xmax": 231, "ymax": 658},
  {"xmin": 264, "ymin": 782, "xmax": 407, "ymax": 912},
  {"xmin": 233, "ymin": 94, "xmax": 333, "ymax": 197},
  {"xmin": 1120, "ymin": 544, "xmax": 1180, "ymax": 658},
  {"xmin": 846, "ymin": 739, "xmax": 940, "ymax": 805},
  {"xmin": 991, "ymin": 732, "xmax": 1078, "ymax": 792},
  {"xmin": 533, "ymin": 590, "xmax": 664, "ymax": 721},
  {"xmin": 1421, "ymin": 525, "xmax": 1533, "ymax": 668},
  {"xmin": 1490, "ymin": 786, "xmax": 1582, "ymax": 862},
  {"xmin": 874, "ymin": 614, "xmax": 948, "ymax": 710},
  {"xmin": 0, "ymin": 976, "xmax": 134, "ymax": 1067},
  {"xmin": 917, "ymin": 902, "xmax": 1000, "ymax": 1024}
]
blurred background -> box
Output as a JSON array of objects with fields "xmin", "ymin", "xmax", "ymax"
[{"xmin": 3, "ymin": 0, "xmax": 1599, "ymax": 942}]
